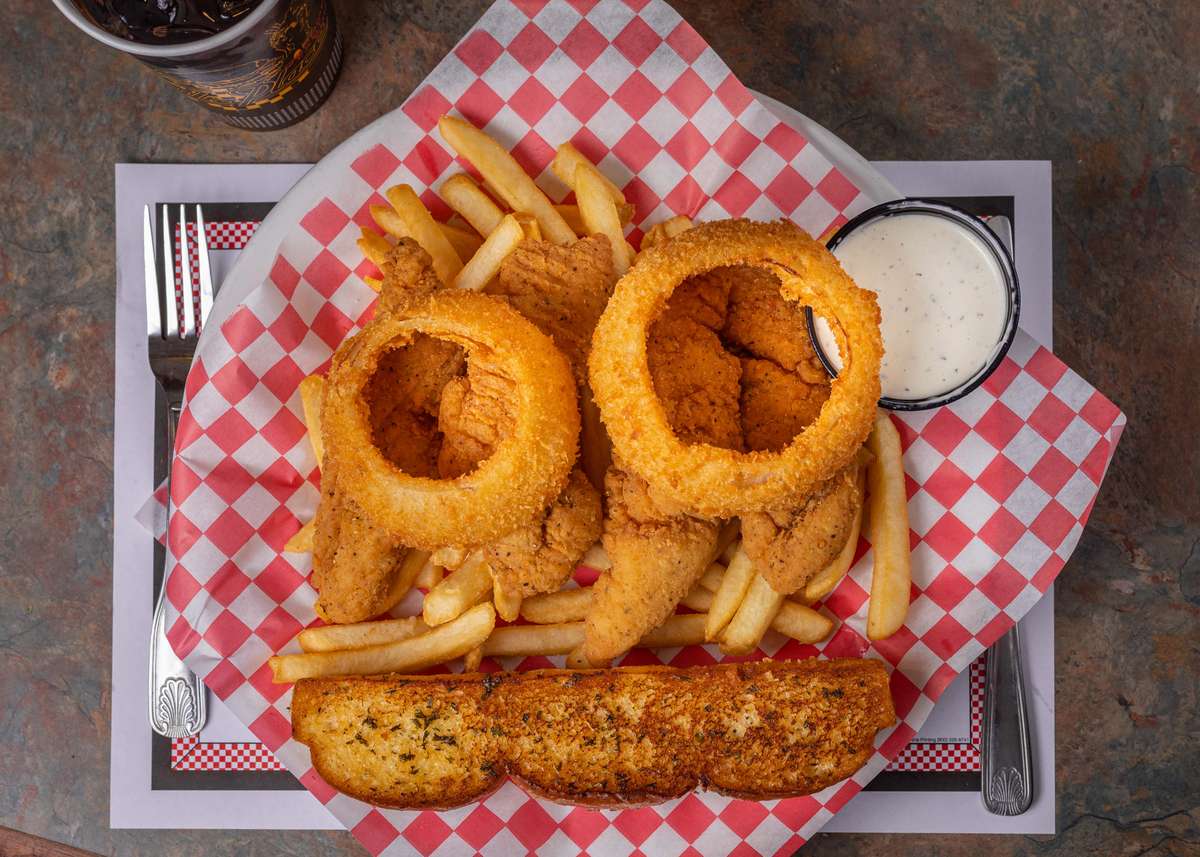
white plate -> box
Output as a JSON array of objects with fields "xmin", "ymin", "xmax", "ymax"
[{"xmin": 198, "ymin": 90, "xmax": 899, "ymax": 348}]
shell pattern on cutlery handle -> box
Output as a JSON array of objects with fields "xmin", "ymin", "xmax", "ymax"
[{"xmin": 981, "ymin": 625, "xmax": 1033, "ymax": 815}]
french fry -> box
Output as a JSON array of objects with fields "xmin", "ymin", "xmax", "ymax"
[
  {"xmin": 482, "ymin": 622, "xmax": 585, "ymax": 658},
  {"xmin": 439, "ymin": 222, "xmax": 484, "ymax": 259},
  {"xmin": 696, "ymin": 562, "xmax": 726, "ymax": 594},
  {"xmin": 771, "ymin": 601, "xmax": 835, "ymax": 644},
  {"xmin": 493, "ymin": 584, "xmax": 523, "ymax": 623},
  {"xmin": 431, "ymin": 545, "xmax": 469, "ymax": 570},
  {"xmin": 284, "ymin": 519, "xmax": 315, "ymax": 553},
  {"xmin": 269, "ymin": 603, "xmax": 496, "ymax": 683},
  {"xmin": 554, "ymin": 202, "xmax": 634, "ymax": 235},
  {"xmin": 579, "ymin": 542, "xmax": 611, "ymax": 571},
  {"xmin": 388, "ymin": 548, "xmax": 431, "ymax": 606},
  {"xmin": 574, "ymin": 163, "xmax": 633, "ymax": 275},
  {"xmin": 363, "ymin": 275, "xmax": 382, "ymax": 291},
  {"xmin": 439, "ymin": 173, "xmax": 505, "ymax": 237},
  {"xmin": 371, "ymin": 216, "xmax": 482, "ymax": 262},
  {"xmin": 451, "ymin": 213, "xmax": 525, "ymax": 292},
  {"xmin": 463, "ymin": 646, "xmax": 484, "ymax": 672},
  {"xmin": 695, "ymin": 563, "xmax": 829, "ymax": 643},
  {"xmin": 552, "ymin": 142, "xmax": 625, "ymax": 204},
  {"xmin": 297, "ymin": 615, "xmax": 429, "ymax": 653},
  {"xmin": 380, "ymin": 184, "xmax": 464, "ymax": 285},
  {"xmin": 357, "ymin": 228, "xmax": 392, "ymax": 267},
  {"xmin": 482, "ymin": 614, "xmax": 707, "ymax": 660},
  {"xmin": 438, "ymin": 116, "xmax": 575, "ymax": 244},
  {"xmin": 720, "ymin": 574, "xmax": 785, "ymax": 655},
  {"xmin": 640, "ymin": 613, "xmax": 707, "ymax": 648},
  {"xmin": 414, "ymin": 558, "xmax": 442, "ymax": 590},
  {"xmin": 866, "ymin": 412, "xmax": 911, "ymax": 640},
  {"xmin": 803, "ymin": 470, "xmax": 865, "ymax": 604},
  {"xmin": 679, "ymin": 584, "xmax": 713, "ymax": 613},
  {"xmin": 423, "ymin": 552, "xmax": 493, "ymax": 626},
  {"xmin": 298, "ymin": 375, "xmax": 325, "ymax": 465},
  {"xmin": 511, "ymin": 211, "xmax": 542, "ymax": 241},
  {"xmin": 705, "ymin": 545, "xmax": 755, "ymax": 641},
  {"xmin": 519, "ymin": 586, "xmax": 593, "ymax": 624},
  {"xmin": 641, "ymin": 215, "xmax": 694, "ymax": 252}
]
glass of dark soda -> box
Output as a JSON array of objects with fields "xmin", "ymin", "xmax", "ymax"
[{"xmin": 53, "ymin": 0, "xmax": 342, "ymax": 130}]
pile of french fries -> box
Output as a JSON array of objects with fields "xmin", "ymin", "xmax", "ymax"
[{"xmin": 268, "ymin": 117, "xmax": 911, "ymax": 684}]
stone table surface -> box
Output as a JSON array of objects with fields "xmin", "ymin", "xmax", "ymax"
[{"xmin": 1, "ymin": 1, "xmax": 1197, "ymax": 855}]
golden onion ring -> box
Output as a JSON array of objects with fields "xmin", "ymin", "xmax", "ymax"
[
  {"xmin": 588, "ymin": 219, "xmax": 882, "ymax": 518},
  {"xmin": 323, "ymin": 291, "xmax": 579, "ymax": 550}
]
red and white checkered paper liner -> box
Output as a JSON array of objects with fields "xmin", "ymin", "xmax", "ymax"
[{"xmin": 160, "ymin": 1, "xmax": 1124, "ymax": 853}]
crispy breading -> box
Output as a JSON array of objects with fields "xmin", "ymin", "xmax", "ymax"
[
  {"xmin": 742, "ymin": 464, "xmax": 864, "ymax": 594},
  {"xmin": 491, "ymin": 236, "xmax": 617, "ymax": 491},
  {"xmin": 585, "ymin": 466, "xmax": 721, "ymax": 664},
  {"xmin": 739, "ymin": 356, "xmax": 830, "ymax": 453},
  {"xmin": 435, "ymin": 361, "xmax": 517, "ymax": 479},
  {"xmin": 312, "ymin": 455, "xmax": 410, "ymax": 623},
  {"xmin": 375, "ymin": 236, "xmax": 445, "ymax": 316},
  {"xmin": 647, "ymin": 313, "xmax": 743, "ymax": 449},
  {"xmin": 719, "ymin": 266, "xmax": 858, "ymax": 595},
  {"xmin": 721, "ymin": 264, "xmax": 829, "ymax": 383},
  {"xmin": 487, "ymin": 236, "xmax": 615, "ymax": 376},
  {"xmin": 485, "ymin": 468, "xmax": 602, "ymax": 601},
  {"xmin": 665, "ymin": 267, "xmax": 736, "ymax": 331},
  {"xmin": 292, "ymin": 659, "xmax": 895, "ymax": 809}
]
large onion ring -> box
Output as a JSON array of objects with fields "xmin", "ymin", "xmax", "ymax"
[
  {"xmin": 323, "ymin": 291, "xmax": 579, "ymax": 550},
  {"xmin": 588, "ymin": 219, "xmax": 882, "ymax": 518}
]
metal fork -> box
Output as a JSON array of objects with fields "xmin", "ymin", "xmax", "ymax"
[{"xmin": 145, "ymin": 203, "xmax": 212, "ymax": 738}]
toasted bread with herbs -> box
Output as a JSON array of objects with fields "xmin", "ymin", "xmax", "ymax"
[{"xmin": 291, "ymin": 658, "xmax": 894, "ymax": 809}]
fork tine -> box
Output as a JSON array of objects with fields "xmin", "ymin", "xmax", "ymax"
[
  {"xmin": 179, "ymin": 204, "xmax": 196, "ymax": 338},
  {"xmin": 144, "ymin": 206, "xmax": 162, "ymax": 339},
  {"xmin": 196, "ymin": 204, "xmax": 214, "ymax": 330},
  {"xmin": 160, "ymin": 204, "xmax": 178, "ymax": 340}
]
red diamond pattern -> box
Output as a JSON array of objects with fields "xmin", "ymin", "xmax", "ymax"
[
  {"xmin": 561, "ymin": 18, "xmax": 607, "ymax": 68},
  {"xmin": 508, "ymin": 22, "xmax": 556, "ymax": 72},
  {"xmin": 561, "ymin": 74, "xmax": 608, "ymax": 121},
  {"xmin": 455, "ymin": 29, "xmax": 504, "ymax": 75},
  {"xmin": 613, "ymin": 16, "xmax": 661, "ymax": 66},
  {"xmin": 764, "ymin": 165, "xmax": 813, "ymax": 213},
  {"xmin": 666, "ymin": 67, "xmax": 710, "ymax": 117},
  {"xmin": 350, "ymin": 144, "xmax": 401, "ymax": 188},
  {"xmin": 977, "ymin": 559, "xmax": 1027, "ymax": 608},
  {"xmin": 614, "ymin": 70, "xmax": 661, "ymax": 120},
  {"xmin": 299, "ymin": 198, "xmax": 349, "ymax": 246},
  {"xmin": 666, "ymin": 20, "xmax": 707, "ymax": 63}
]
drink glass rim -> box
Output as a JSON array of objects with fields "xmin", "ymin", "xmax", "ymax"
[{"xmin": 52, "ymin": 0, "xmax": 281, "ymax": 59}]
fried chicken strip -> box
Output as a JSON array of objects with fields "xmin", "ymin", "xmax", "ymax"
[
  {"xmin": 435, "ymin": 238, "xmax": 612, "ymax": 606},
  {"xmin": 741, "ymin": 465, "xmax": 864, "ymax": 595},
  {"xmin": 721, "ymin": 264, "xmax": 829, "ymax": 384},
  {"xmin": 584, "ymin": 281, "xmax": 742, "ymax": 664},
  {"xmin": 490, "ymin": 236, "xmax": 616, "ymax": 491},
  {"xmin": 313, "ymin": 241, "xmax": 462, "ymax": 623},
  {"xmin": 727, "ymin": 274, "xmax": 861, "ymax": 595}
]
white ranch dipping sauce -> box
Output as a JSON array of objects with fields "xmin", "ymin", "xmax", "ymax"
[{"xmin": 815, "ymin": 213, "xmax": 1008, "ymax": 401}]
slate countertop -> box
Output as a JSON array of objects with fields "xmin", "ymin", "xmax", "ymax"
[{"xmin": 1, "ymin": 1, "xmax": 1196, "ymax": 855}]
